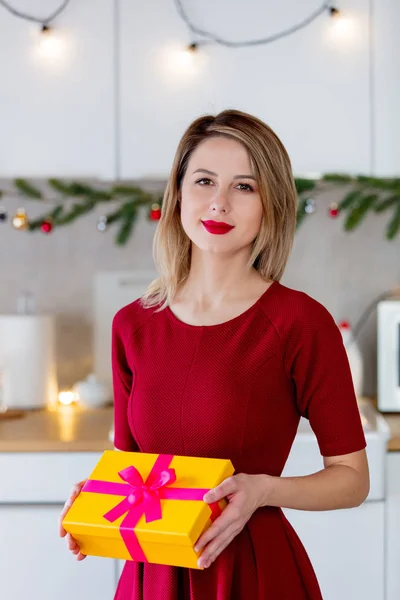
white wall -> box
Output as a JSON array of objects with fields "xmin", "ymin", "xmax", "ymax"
[
  {"xmin": 0, "ymin": 0, "xmax": 399, "ymax": 178},
  {"xmin": 372, "ymin": 0, "xmax": 400, "ymax": 175},
  {"xmin": 119, "ymin": 0, "xmax": 372, "ymax": 178},
  {"xmin": 0, "ymin": 0, "xmax": 116, "ymax": 178}
]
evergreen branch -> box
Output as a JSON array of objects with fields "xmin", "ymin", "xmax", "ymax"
[
  {"xmin": 27, "ymin": 205, "xmax": 64, "ymax": 230},
  {"xmin": 14, "ymin": 178, "xmax": 42, "ymax": 198},
  {"xmin": 344, "ymin": 194, "xmax": 378, "ymax": 231},
  {"xmin": 48, "ymin": 179, "xmax": 112, "ymax": 200},
  {"xmin": 338, "ymin": 189, "xmax": 363, "ymax": 211},
  {"xmin": 322, "ymin": 173, "xmax": 354, "ymax": 183},
  {"xmin": 294, "ymin": 178, "xmax": 316, "ymax": 194},
  {"xmin": 374, "ymin": 194, "xmax": 400, "ymax": 213},
  {"xmin": 116, "ymin": 204, "xmax": 139, "ymax": 246},
  {"xmin": 386, "ymin": 200, "xmax": 400, "ymax": 240},
  {"xmin": 6, "ymin": 174, "xmax": 400, "ymax": 242},
  {"xmin": 355, "ymin": 175, "xmax": 400, "ymax": 190}
]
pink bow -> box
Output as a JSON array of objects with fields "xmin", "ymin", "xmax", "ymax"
[{"xmin": 103, "ymin": 464, "xmax": 177, "ymax": 523}]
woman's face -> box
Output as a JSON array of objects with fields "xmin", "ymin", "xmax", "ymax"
[{"xmin": 179, "ymin": 136, "xmax": 263, "ymax": 257}]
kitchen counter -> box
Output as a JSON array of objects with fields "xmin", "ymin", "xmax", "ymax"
[
  {"xmin": 0, "ymin": 396, "xmax": 399, "ymax": 452},
  {"xmin": 369, "ymin": 397, "xmax": 400, "ymax": 452},
  {"xmin": 0, "ymin": 403, "xmax": 114, "ymax": 452}
]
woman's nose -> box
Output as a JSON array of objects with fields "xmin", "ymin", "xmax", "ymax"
[{"xmin": 209, "ymin": 189, "xmax": 229, "ymax": 212}]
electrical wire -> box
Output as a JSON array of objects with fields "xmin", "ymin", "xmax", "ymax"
[
  {"xmin": 174, "ymin": 0, "xmax": 333, "ymax": 48},
  {"xmin": 0, "ymin": 0, "xmax": 71, "ymax": 25},
  {"xmin": 345, "ymin": 288, "xmax": 400, "ymax": 349}
]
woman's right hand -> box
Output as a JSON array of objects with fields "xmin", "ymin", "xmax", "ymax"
[{"xmin": 59, "ymin": 479, "xmax": 87, "ymax": 561}]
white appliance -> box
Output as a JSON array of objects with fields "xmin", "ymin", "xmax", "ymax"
[
  {"xmin": 0, "ymin": 315, "xmax": 58, "ymax": 410},
  {"xmin": 377, "ymin": 299, "xmax": 400, "ymax": 412},
  {"xmin": 93, "ymin": 270, "xmax": 157, "ymax": 390}
]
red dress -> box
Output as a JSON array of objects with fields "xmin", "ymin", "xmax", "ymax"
[{"xmin": 112, "ymin": 279, "xmax": 367, "ymax": 599}]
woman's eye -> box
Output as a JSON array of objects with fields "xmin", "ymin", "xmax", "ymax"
[
  {"xmin": 195, "ymin": 179, "xmax": 253, "ymax": 192},
  {"xmin": 237, "ymin": 183, "xmax": 254, "ymax": 192}
]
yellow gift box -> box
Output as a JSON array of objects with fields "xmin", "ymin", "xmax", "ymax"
[{"xmin": 62, "ymin": 450, "xmax": 235, "ymax": 569}]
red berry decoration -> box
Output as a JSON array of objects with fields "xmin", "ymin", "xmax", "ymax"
[
  {"xmin": 149, "ymin": 203, "xmax": 161, "ymax": 221},
  {"xmin": 40, "ymin": 219, "xmax": 53, "ymax": 234},
  {"xmin": 328, "ymin": 203, "xmax": 339, "ymax": 218}
]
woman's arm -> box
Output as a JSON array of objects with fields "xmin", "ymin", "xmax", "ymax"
[
  {"xmin": 256, "ymin": 448, "xmax": 370, "ymax": 511},
  {"xmin": 194, "ymin": 450, "xmax": 369, "ymax": 567}
]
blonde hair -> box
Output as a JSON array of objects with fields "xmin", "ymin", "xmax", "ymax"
[{"xmin": 140, "ymin": 108, "xmax": 298, "ymax": 311}]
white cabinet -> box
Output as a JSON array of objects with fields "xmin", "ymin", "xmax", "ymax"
[
  {"xmin": 386, "ymin": 452, "xmax": 400, "ymax": 600},
  {"xmin": 279, "ymin": 411, "xmax": 389, "ymax": 600},
  {"xmin": 282, "ymin": 502, "xmax": 385, "ymax": 600},
  {"xmin": 0, "ymin": 452, "xmax": 118, "ymax": 600},
  {"xmin": 0, "ymin": 505, "xmax": 116, "ymax": 600}
]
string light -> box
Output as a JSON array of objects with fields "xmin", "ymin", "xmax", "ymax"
[
  {"xmin": 34, "ymin": 27, "xmax": 70, "ymax": 62},
  {"xmin": 0, "ymin": 0, "xmax": 71, "ymax": 29},
  {"xmin": 1, "ymin": 1, "xmax": 344, "ymax": 54},
  {"xmin": 329, "ymin": 7, "xmax": 341, "ymax": 17},
  {"xmin": 41, "ymin": 24, "xmax": 52, "ymax": 35},
  {"xmin": 325, "ymin": 9, "xmax": 357, "ymax": 48},
  {"xmin": 174, "ymin": 1, "xmax": 341, "ymax": 49}
]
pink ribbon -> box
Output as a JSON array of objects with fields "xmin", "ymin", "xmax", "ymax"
[{"xmin": 82, "ymin": 453, "xmax": 222, "ymax": 562}]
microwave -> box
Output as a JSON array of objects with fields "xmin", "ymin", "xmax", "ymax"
[{"xmin": 377, "ymin": 300, "xmax": 400, "ymax": 412}]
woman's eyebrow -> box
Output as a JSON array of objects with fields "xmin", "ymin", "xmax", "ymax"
[{"xmin": 192, "ymin": 168, "xmax": 256, "ymax": 180}]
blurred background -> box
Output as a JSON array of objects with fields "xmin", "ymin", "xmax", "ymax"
[
  {"xmin": 0, "ymin": 3, "xmax": 399, "ymax": 600},
  {"xmin": 1, "ymin": 0, "xmax": 399, "ymax": 401}
]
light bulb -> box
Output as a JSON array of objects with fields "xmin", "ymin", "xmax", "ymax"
[
  {"xmin": 31, "ymin": 25, "xmax": 71, "ymax": 65},
  {"xmin": 159, "ymin": 42, "xmax": 206, "ymax": 82},
  {"xmin": 58, "ymin": 391, "xmax": 76, "ymax": 405},
  {"xmin": 325, "ymin": 12, "xmax": 359, "ymax": 49}
]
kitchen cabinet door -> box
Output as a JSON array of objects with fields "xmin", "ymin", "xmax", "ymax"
[
  {"xmin": 282, "ymin": 501, "xmax": 384, "ymax": 600},
  {"xmin": 0, "ymin": 505, "xmax": 116, "ymax": 600},
  {"xmin": 386, "ymin": 452, "xmax": 400, "ymax": 600}
]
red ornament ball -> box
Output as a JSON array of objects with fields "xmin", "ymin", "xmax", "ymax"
[
  {"xmin": 328, "ymin": 203, "xmax": 339, "ymax": 218},
  {"xmin": 41, "ymin": 220, "xmax": 53, "ymax": 234},
  {"xmin": 149, "ymin": 203, "xmax": 161, "ymax": 221}
]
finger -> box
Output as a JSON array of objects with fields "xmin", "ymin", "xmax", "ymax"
[
  {"xmin": 58, "ymin": 508, "xmax": 72, "ymax": 537},
  {"xmin": 194, "ymin": 504, "xmax": 240, "ymax": 552},
  {"xmin": 76, "ymin": 552, "xmax": 87, "ymax": 561},
  {"xmin": 66, "ymin": 533, "xmax": 80, "ymax": 552},
  {"xmin": 198, "ymin": 530, "xmax": 236, "ymax": 568},
  {"xmin": 66, "ymin": 533, "xmax": 75, "ymax": 550},
  {"xmin": 59, "ymin": 481, "xmax": 86, "ymax": 537},
  {"xmin": 203, "ymin": 476, "xmax": 238, "ymax": 504}
]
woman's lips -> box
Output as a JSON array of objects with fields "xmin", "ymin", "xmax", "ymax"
[{"xmin": 201, "ymin": 221, "xmax": 235, "ymax": 235}]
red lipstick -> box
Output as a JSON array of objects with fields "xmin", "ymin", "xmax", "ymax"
[{"xmin": 201, "ymin": 220, "xmax": 235, "ymax": 235}]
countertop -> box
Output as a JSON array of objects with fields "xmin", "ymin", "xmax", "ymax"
[
  {"xmin": 0, "ymin": 397, "xmax": 399, "ymax": 453},
  {"xmin": 0, "ymin": 403, "xmax": 115, "ymax": 452}
]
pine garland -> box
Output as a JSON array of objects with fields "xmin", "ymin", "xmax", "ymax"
[
  {"xmin": 295, "ymin": 174, "xmax": 400, "ymax": 239},
  {"xmin": 1, "ymin": 173, "xmax": 400, "ymax": 244}
]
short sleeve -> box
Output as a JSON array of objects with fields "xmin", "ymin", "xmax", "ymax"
[
  {"xmin": 111, "ymin": 310, "xmax": 140, "ymax": 452},
  {"xmin": 287, "ymin": 302, "xmax": 367, "ymax": 457}
]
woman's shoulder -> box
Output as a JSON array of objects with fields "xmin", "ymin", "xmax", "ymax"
[
  {"xmin": 112, "ymin": 297, "xmax": 158, "ymax": 337},
  {"xmin": 260, "ymin": 280, "xmax": 336, "ymax": 331}
]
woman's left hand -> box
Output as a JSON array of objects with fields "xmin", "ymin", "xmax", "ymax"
[{"xmin": 194, "ymin": 472, "xmax": 268, "ymax": 569}]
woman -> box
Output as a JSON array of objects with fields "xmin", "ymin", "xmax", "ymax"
[{"xmin": 59, "ymin": 109, "xmax": 370, "ymax": 599}]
